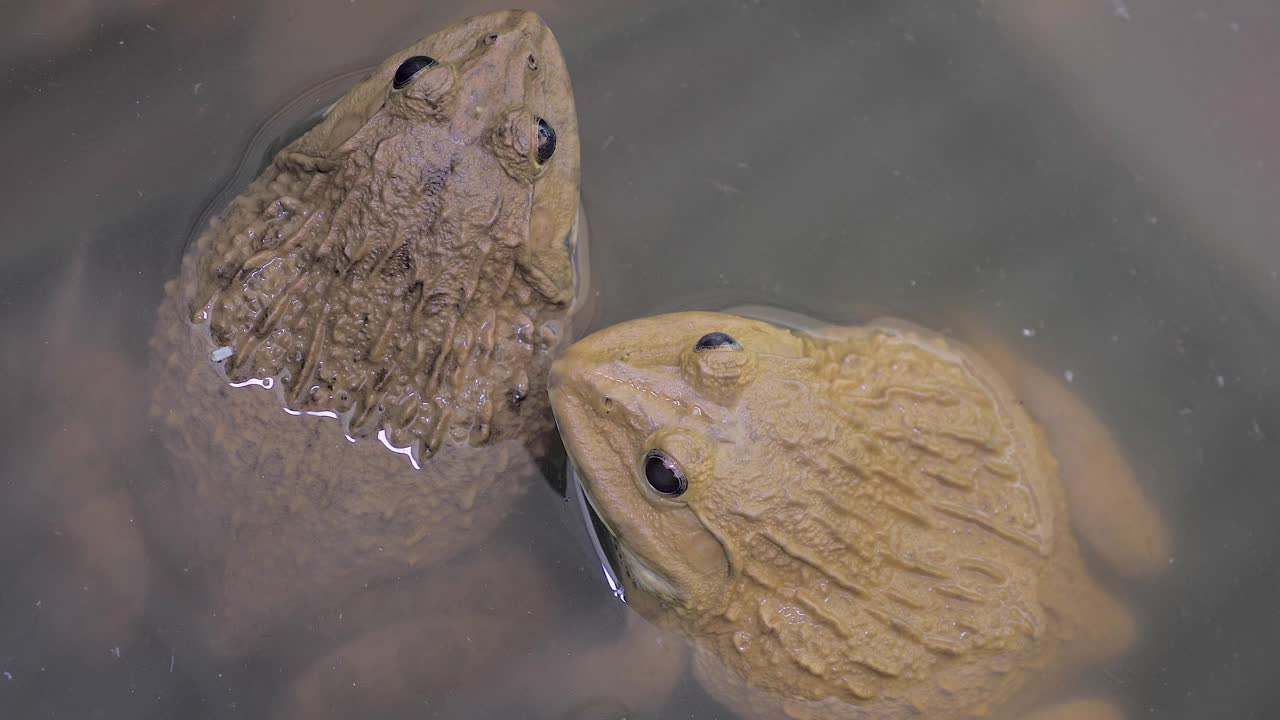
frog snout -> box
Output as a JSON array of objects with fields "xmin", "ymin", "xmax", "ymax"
[
  {"xmin": 550, "ymin": 355, "xmax": 638, "ymax": 432},
  {"xmin": 549, "ymin": 355, "xmax": 603, "ymax": 411},
  {"xmin": 547, "ymin": 353, "xmax": 575, "ymax": 395}
]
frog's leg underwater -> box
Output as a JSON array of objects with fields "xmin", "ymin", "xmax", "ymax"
[
  {"xmin": 483, "ymin": 606, "xmax": 688, "ymax": 718},
  {"xmin": 952, "ymin": 315, "xmax": 1173, "ymax": 720},
  {"xmin": 561, "ymin": 608, "xmax": 689, "ymax": 717},
  {"xmin": 268, "ymin": 540, "xmax": 566, "ymax": 720},
  {"xmin": 951, "ymin": 316, "xmax": 1173, "ymax": 581},
  {"xmin": 1019, "ymin": 698, "xmax": 1125, "ymax": 720}
]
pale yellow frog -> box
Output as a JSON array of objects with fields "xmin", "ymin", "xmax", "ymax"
[{"xmin": 550, "ymin": 310, "xmax": 1170, "ymax": 720}]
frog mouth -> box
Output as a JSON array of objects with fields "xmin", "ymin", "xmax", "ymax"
[
  {"xmin": 567, "ymin": 464, "xmax": 685, "ymax": 605},
  {"xmin": 567, "ymin": 464, "xmax": 627, "ymax": 602}
]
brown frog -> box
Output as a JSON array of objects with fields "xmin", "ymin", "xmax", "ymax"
[
  {"xmin": 549, "ymin": 310, "xmax": 1170, "ymax": 720},
  {"xmin": 145, "ymin": 10, "xmax": 583, "ymax": 655}
]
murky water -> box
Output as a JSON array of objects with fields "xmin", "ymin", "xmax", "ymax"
[{"xmin": 3, "ymin": 1, "xmax": 1279, "ymax": 718}]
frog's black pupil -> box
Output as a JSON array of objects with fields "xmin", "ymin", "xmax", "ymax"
[
  {"xmin": 694, "ymin": 332, "xmax": 740, "ymax": 352},
  {"xmin": 535, "ymin": 117, "xmax": 557, "ymax": 164},
  {"xmin": 644, "ymin": 452, "xmax": 686, "ymax": 496},
  {"xmin": 393, "ymin": 56, "xmax": 436, "ymax": 90}
]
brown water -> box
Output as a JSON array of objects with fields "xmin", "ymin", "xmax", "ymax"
[{"xmin": 2, "ymin": 1, "xmax": 1279, "ymax": 718}]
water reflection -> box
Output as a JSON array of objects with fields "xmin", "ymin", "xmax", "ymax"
[{"xmin": 376, "ymin": 428, "xmax": 421, "ymax": 470}]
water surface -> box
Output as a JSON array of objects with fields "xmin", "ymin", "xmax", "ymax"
[{"xmin": 2, "ymin": 1, "xmax": 1278, "ymax": 718}]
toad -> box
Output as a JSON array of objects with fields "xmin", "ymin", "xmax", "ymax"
[{"xmin": 145, "ymin": 10, "xmax": 583, "ymax": 654}]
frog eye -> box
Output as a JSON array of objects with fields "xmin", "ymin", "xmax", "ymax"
[
  {"xmin": 534, "ymin": 118, "xmax": 557, "ymax": 165},
  {"xmin": 693, "ymin": 332, "xmax": 741, "ymax": 352},
  {"xmin": 392, "ymin": 56, "xmax": 437, "ymax": 90},
  {"xmin": 643, "ymin": 450, "xmax": 687, "ymax": 497}
]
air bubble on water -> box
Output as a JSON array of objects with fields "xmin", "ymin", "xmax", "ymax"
[
  {"xmin": 1021, "ymin": 328, "xmax": 1036, "ymax": 338},
  {"xmin": 1064, "ymin": 370, "xmax": 1075, "ymax": 383}
]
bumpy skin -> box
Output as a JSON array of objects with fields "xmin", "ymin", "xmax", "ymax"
[
  {"xmin": 146, "ymin": 10, "xmax": 580, "ymax": 654},
  {"xmin": 550, "ymin": 312, "xmax": 1168, "ymax": 720}
]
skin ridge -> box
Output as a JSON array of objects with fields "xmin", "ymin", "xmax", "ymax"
[
  {"xmin": 681, "ymin": 327, "xmax": 1059, "ymax": 713},
  {"xmin": 552, "ymin": 312, "xmax": 1138, "ymax": 720},
  {"xmin": 146, "ymin": 288, "xmax": 553, "ymax": 653},
  {"xmin": 178, "ymin": 10, "xmax": 574, "ymax": 459},
  {"xmin": 183, "ymin": 134, "xmax": 555, "ymax": 454},
  {"xmin": 142, "ymin": 10, "xmax": 579, "ymax": 655}
]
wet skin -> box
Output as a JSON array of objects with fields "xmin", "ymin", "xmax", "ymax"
[
  {"xmin": 23, "ymin": 12, "xmax": 595, "ymax": 715},
  {"xmin": 550, "ymin": 310, "xmax": 1170, "ymax": 720},
  {"xmin": 143, "ymin": 10, "xmax": 583, "ymax": 656}
]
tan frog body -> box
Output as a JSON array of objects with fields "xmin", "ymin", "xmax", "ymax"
[
  {"xmin": 145, "ymin": 10, "xmax": 582, "ymax": 654},
  {"xmin": 549, "ymin": 311, "xmax": 1170, "ymax": 720}
]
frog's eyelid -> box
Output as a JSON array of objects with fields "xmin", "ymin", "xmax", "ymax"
[
  {"xmin": 643, "ymin": 449, "xmax": 687, "ymax": 497},
  {"xmin": 391, "ymin": 55, "xmax": 437, "ymax": 91},
  {"xmin": 534, "ymin": 117, "xmax": 557, "ymax": 165},
  {"xmin": 693, "ymin": 332, "xmax": 742, "ymax": 352}
]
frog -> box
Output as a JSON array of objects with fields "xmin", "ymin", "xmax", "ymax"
[
  {"xmin": 143, "ymin": 9, "xmax": 584, "ymax": 656},
  {"xmin": 548, "ymin": 310, "xmax": 1171, "ymax": 720}
]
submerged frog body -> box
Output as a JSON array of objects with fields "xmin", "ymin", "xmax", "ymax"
[
  {"xmin": 146, "ymin": 10, "xmax": 582, "ymax": 654},
  {"xmin": 549, "ymin": 311, "xmax": 1169, "ymax": 720}
]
